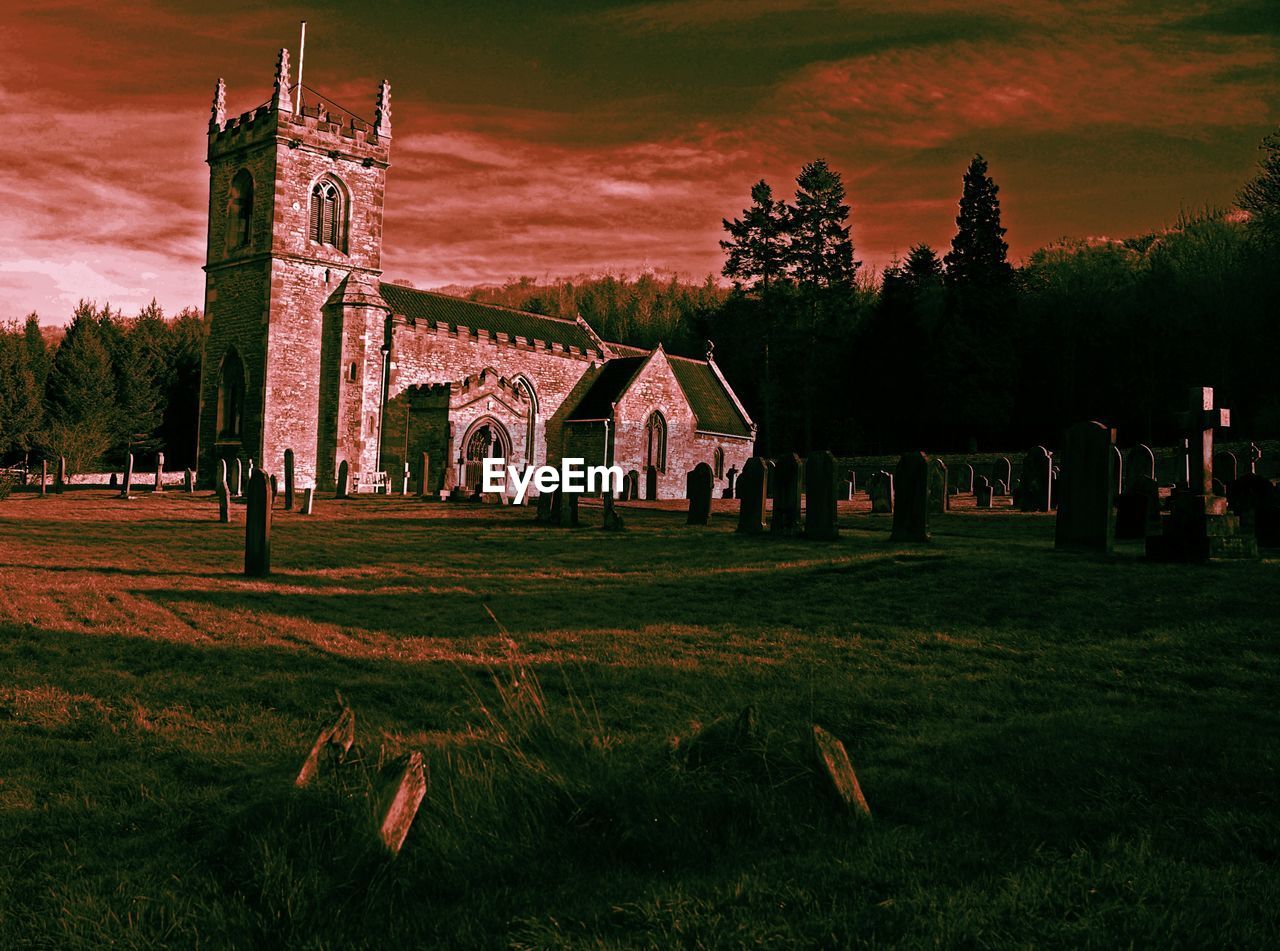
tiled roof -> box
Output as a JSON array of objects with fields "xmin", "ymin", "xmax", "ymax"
[
  {"xmin": 604, "ymin": 341, "xmax": 648, "ymax": 357},
  {"xmin": 566, "ymin": 357, "xmax": 647, "ymax": 421},
  {"xmin": 669, "ymin": 356, "xmax": 753, "ymax": 437},
  {"xmin": 379, "ymin": 283, "xmax": 598, "ymax": 353}
]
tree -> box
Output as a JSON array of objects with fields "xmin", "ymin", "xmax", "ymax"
[
  {"xmin": 944, "ymin": 154, "xmax": 1013, "ymax": 293},
  {"xmin": 112, "ymin": 300, "xmax": 167, "ymax": 453},
  {"xmin": 42, "ymin": 302, "xmax": 118, "ymax": 473},
  {"xmin": 1238, "ymin": 130, "xmax": 1280, "ymax": 237},
  {"xmin": 903, "ymin": 243, "xmax": 943, "ymax": 290},
  {"xmin": 786, "ymin": 159, "xmax": 858, "ymax": 290},
  {"xmin": 0, "ymin": 326, "xmax": 43, "ymax": 459},
  {"xmin": 23, "ymin": 313, "xmax": 50, "ymax": 391},
  {"xmin": 720, "ymin": 180, "xmax": 788, "ymax": 294}
]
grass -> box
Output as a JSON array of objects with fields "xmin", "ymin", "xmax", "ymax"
[{"xmin": 0, "ymin": 490, "xmax": 1278, "ymax": 948}]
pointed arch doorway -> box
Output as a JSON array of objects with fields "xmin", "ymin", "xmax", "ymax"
[{"xmin": 461, "ymin": 417, "xmax": 513, "ymax": 493}]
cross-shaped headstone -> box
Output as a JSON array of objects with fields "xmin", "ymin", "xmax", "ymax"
[{"xmin": 1176, "ymin": 386, "xmax": 1229, "ymax": 496}]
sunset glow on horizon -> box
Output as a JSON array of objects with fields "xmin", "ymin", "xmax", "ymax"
[{"xmin": 2, "ymin": 0, "xmax": 1277, "ymax": 323}]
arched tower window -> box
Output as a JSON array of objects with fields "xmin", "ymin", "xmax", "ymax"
[
  {"xmin": 217, "ymin": 349, "xmax": 245, "ymax": 440},
  {"xmin": 348, "ymin": 361, "xmax": 358, "ymax": 382},
  {"xmin": 713, "ymin": 446, "xmax": 725, "ymax": 480},
  {"xmin": 227, "ymin": 169, "xmax": 254, "ymax": 250},
  {"xmin": 514, "ymin": 376, "xmax": 538, "ymax": 465},
  {"xmin": 644, "ymin": 411, "xmax": 667, "ymax": 473},
  {"xmin": 310, "ymin": 176, "xmax": 346, "ymax": 250}
]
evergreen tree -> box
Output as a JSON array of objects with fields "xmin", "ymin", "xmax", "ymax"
[
  {"xmin": 944, "ymin": 154, "xmax": 1013, "ymax": 292},
  {"xmin": 720, "ymin": 180, "xmax": 788, "ymax": 294},
  {"xmin": 903, "ymin": 243, "xmax": 943, "ymax": 290},
  {"xmin": 114, "ymin": 300, "xmax": 167, "ymax": 452},
  {"xmin": 786, "ymin": 159, "xmax": 858, "ymax": 289},
  {"xmin": 42, "ymin": 302, "xmax": 117, "ymax": 473},
  {"xmin": 0, "ymin": 327, "xmax": 43, "ymax": 458},
  {"xmin": 23, "ymin": 313, "xmax": 50, "ymax": 391}
]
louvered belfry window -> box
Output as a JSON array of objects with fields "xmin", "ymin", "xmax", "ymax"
[{"xmin": 310, "ymin": 179, "xmax": 344, "ymax": 250}]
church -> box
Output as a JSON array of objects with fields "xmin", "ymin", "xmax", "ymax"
[{"xmin": 196, "ymin": 50, "xmax": 755, "ymax": 500}]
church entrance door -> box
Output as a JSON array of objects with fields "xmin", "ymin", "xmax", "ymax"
[{"xmin": 461, "ymin": 418, "xmax": 513, "ymax": 493}]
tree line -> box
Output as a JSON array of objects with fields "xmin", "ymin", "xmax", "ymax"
[
  {"xmin": 4, "ymin": 129, "xmax": 1278, "ymax": 469},
  {"xmin": 0, "ymin": 302, "xmax": 204, "ymax": 475}
]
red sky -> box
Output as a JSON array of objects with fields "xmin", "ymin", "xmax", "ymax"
[{"xmin": 2, "ymin": 0, "xmax": 1277, "ymax": 324}]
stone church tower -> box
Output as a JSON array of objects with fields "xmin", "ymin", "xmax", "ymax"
[{"xmin": 197, "ymin": 49, "xmax": 392, "ymax": 488}]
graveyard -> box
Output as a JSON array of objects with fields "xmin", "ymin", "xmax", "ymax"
[{"xmin": 1, "ymin": 486, "xmax": 1277, "ymax": 947}]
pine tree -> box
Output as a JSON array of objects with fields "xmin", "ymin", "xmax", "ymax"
[
  {"xmin": 944, "ymin": 154, "xmax": 1013, "ymax": 292},
  {"xmin": 903, "ymin": 244, "xmax": 943, "ymax": 290},
  {"xmin": 42, "ymin": 302, "xmax": 118, "ymax": 473},
  {"xmin": 786, "ymin": 159, "xmax": 858, "ymax": 289},
  {"xmin": 23, "ymin": 313, "xmax": 50, "ymax": 391},
  {"xmin": 720, "ymin": 180, "xmax": 788, "ymax": 294},
  {"xmin": 0, "ymin": 327, "xmax": 43, "ymax": 458}
]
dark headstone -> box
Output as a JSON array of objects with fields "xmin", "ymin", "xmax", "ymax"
[
  {"xmin": 120, "ymin": 454, "xmax": 132, "ymax": 499},
  {"xmin": 736, "ymin": 457, "xmax": 767, "ymax": 534},
  {"xmin": 335, "ymin": 460, "xmax": 349, "ymax": 499},
  {"xmin": 244, "ymin": 471, "xmax": 271, "ymax": 576},
  {"xmin": 54, "ymin": 456, "xmax": 66, "ymax": 495},
  {"xmin": 959, "ymin": 463, "xmax": 974, "ymax": 493},
  {"xmin": 1019, "ymin": 447, "xmax": 1053, "ymax": 512},
  {"xmin": 686, "ymin": 463, "xmax": 714, "ymax": 526},
  {"xmin": 153, "ymin": 452, "xmax": 165, "ymax": 492},
  {"xmin": 803, "ymin": 451, "xmax": 839, "ymax": 540},
  {"xmin": 868, "ymin": 471, "xmax": 893, "ymax": 513},
  {"xmin": 975, "ymin": 476, "xmax": 993, "ymax": 509},
  {"xmin": 1230, "ymin": 473, "xmax": 1280, "ymax": 546},
  {"xmin": 284, "ymin": 449, "xmax": 295, "ymax": 510},
  {"xmin": 770, "ymin": 454, "xmax": 802, "ymax": 536},
  {"xmin": 269, "ymin": 474, "xmax": 279, "ymax": 507},
  {"xmin": 996, "ymin": 479, "xmax": 1009, "ymax": 495},
  {"xmin": 217, "ymin": 481, "xmax": 231, "ymax": 523},
  {"xmin": 557, "ymin": 488, "xmax": 580, "ymax": 527},
  {"xmin": 995, "ymin": 457, "xmax": 1012, "ymax": 494},
  {"xmin": 845, "ymin": 469, "xmax": 857, "ymax": 495},
  {"xmin": 1213, "ymin": 450, "xmax": 1237, "ymax": 487},
  {"xmin": 301, "ymin": 486, "xmax": 315, "ymax": 515},
  {"xmin": 645, "ymin": 466, "xmax": 658, "ymax": 501},
  {"xmin": 217, "ymin": 459, "xmax": 228, "ymax": 494},
  {"xmin": 927, "ymin": 458, "xmax": 948, "ymax": 514},
  {"xmin": 625, "ymin": 470, "xmax": 639, "ymax": 501},
  {"xmin": 724, "ymin": 466, "xmax": 738, "ymax": 500},
  {"xmin": 184, "ymin": 468, "xmax": 194, "ymax": 493},
  {"xmin": 536, "ymin": 489, "xmax": 554, "ymax": 523},
  {"xmin": 1115, "ymin": 475, "xmax": 1160, "ymax": 540},
  {"xmin": 602, "ymin": 487, "xmax": 625, "ymax": 531},
  {"xmin": 420, "ymin": 452, "xmax": 431, "ymax": 498},
  {"xmin": 1126, "ymin": 444, "xmax": 1155, "ymax": 488},
  {"xmin": 890, "ymin": 451, "xmax": 929, "ymax": 542},
  {"xmin": 1054, "ymin": 421, "xmax": 1115, "ymax": 553},
  {"xmin": 233, "ymin": 458, "xmax": 243, "ymax": 497}
]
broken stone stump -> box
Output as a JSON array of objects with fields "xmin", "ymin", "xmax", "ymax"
[
  {"xmin": 294, "ymin": 704, "xmax": 357, "ymax": 788},
  {"xmin": 812, "ymin": 724, "xmax": 871, "ymax": 817},
  {"xmin": 374, "ymin": 751, "xmax": 428, "ymax": 856}
]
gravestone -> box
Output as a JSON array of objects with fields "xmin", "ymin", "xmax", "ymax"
[
  {"xmin": 153, "ymin": 452, "xmax": 165, "ymax": 492},
  {"xmin": 1147, "ymin": 386, "xmax": 1256, "ymax": 561},
  {"xmin": 420, "ymin": 452, "xmax": 431, "ymax": 499},
  {"xmin": 110, "ymin": 473, "xmax": 117, "ymax": 486},
  {"xmin": 975, "ymin": 476, "xmax": 993, "ymax": 509},
  {"xmin": 686, "ymin": 463, "xmax": 714, "ymax": 526},
  {"xmin": 39, "ymin": 460, "xmax": 47, "ymax": 497},
  {"xmin": 1115, "ymin": 475, "xmax": 1160, "ymax": 540},
  {"xmin": 301, "ymin": 486, "xmax": 315, "ymax": 515},
  {"xmin": 1019, "ymin": 447, "xmax": 1053, "ymax": 512},
  {"xmin": 184, "ymin": 469, "xmax": 194, "ymax": 493},
  {"xmin": 557, "ymin": 488, "xmax": 580, "ymax": 527},
  {"xmin": 244, "ymin": 470, "xmax": 271, "ymax": 576},
  {"xmin": 402, "ymin": 462, "xmax": 412, "ymax": 496},
  {"xmin": 890, "ymin": 451, "xmax": 929, "ymax": 542},
  {"xmin": 959, "ymin": 463, "xmax": 974, "ymax": 493},
  {"xmin": 997, "ymin": 479, "xmax": 1008, "ymax": 495},
  {"xmin": 233, "ymin": 458, "xmax": 243, "ymax": 497},
  {"xmin": 120, "ymin": 454, "xmax": 133, "ymax": 499},
  {"xmin": 1125, "ymin": 444, "xmax": 1155, "ymax": 488},
  {"xmin": 284, "ymin": 449, "xmax": 295, "ymax": 510},
  {"xmin": 736, "ymin": 457, "xmax": 767, "ymax": 535},
  {"xmin": 247, "ymin": 457, "xmax": 255, "ymax": 481},
  {"xmin": 1230, "ymin": 473, "xmax": 1280, "ymax": 547},
  {"xmin": 601, "ymin": 486, "xmax": 624, "ymax": 531},
  {"xmin": 1112, "ymin": 446, "xmax": 1123, "ymax": 499},
  {"xmin": 927, "ymin": 458, "xmax": 948, "ymax": 514},
  {"xmin": 217, "ymin": 481, "xmax": 231, "ymax": 523},
  {"xmin": 868, "ymin": 471, "xmax": 894, "ymax": 513},
  {"xmin": 55, "ymin": 456, "xmax": 66, "ymax": 495},
  {"xmin": 335, "ymin": 460, "xmax": 349, "ymax": 499},
  {"xmin": 1248, "ymin": 442, "xmax": 1262, "ymax": 475},
  {"xmin": 1213, "ymin": 450, "xmax": 1237, "ymax": 487},
  {"xmin": 645, "ymin": 466, "xmax": 658, "ymax": 501},
  {"xmin": 625, "ymin": 470, "xmax": 639, "ymax": 501},
  {"xmin": 217, "ymin": 459, "xmax": 228, "ymax": 494},
  {"xmin": 995, "ymin": 457, "xmax": 1012, "ymax": 494},
  {"xmin": 770, "ymin": 454, "xmax": 802, "ymax": 536},
  {"xmin": 804, "ymin": 451, "xmax": 839, "ymax": 540},
  {"xmin": 724, "ymin": 466, "xmax": 738, "ymax": 500},
  {"xmin": 840, "ymin": 475, "xmax": 854, "ymax": 501},
  {"xmin": 845, "ymin": 469, "xmax": 857, "ymax": 495},
  {"xmin": 536, "ymin": 489, "xmax": 554, "ymax": 523},
  {"xmin": 1054, "ymin": 421, "xmax": 1115, "ymax": 553},
  {"xmin": 270, "ymin": 474, "xmax": 279, "ymax": 507}
]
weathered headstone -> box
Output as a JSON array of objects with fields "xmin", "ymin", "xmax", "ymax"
[
  {"xmin": 283, "ymin": 449, "xmax": 295, "ymax": 510},
  {"xmin": 559, "ymin": 489, "xmax": 580, "ymax": 527},
  {"xmin": 335, "ymin": 460, "xmax": 349, "ymax": 499},
  {"xmin": 997, "ymin": 479, "xmax": 1008, "ymax": 495},
  {"xmin": 420, "ymin": 452, "xmax": 431, "ymax": 499},
  {"xmin": 153, "ymin": 452, "xmax": 165, "ymax": 492},
  {"xmin": 374, "ymin": 751, "xmax": 427, "ymax": 855},
  {"xmin": 217, "ymin": 459, "xmax": 228, "ymax": 494},
  {"xmin": 295, "ymin": 705, "xmax": 356, "ymax": 788},
  {"xmin": 184, "ymin": 468, "xmax": 194, "ymax": 493},
  {"xmin": 959, "ymin": 463, "xmax": 974, "ymax": 494},
  {"xmin": 644, "ymin": 465, "xmax": 658, "ymax": 501},
  {"xmin": 217, "ymin": 481, "xmax": 231, "ymax": 523},
  {"xmin": 890, "ymin": 451, "xmax": 929, "ymax": 542},
  {"xmin": 119, "ymin": 454, "xmax": 133, "ymax": 499},
  {"xmin": 269, "ymin": 474, "xmax": 279, "ymax": 507},
  {"xmin": 535, "ymin": 489, "xmax": 554, "ymax": 523},
  {"xmin": 995, "ymin": 457, "xmax": 1012, "ymax": 494},
  {"xmin": 1054, "ymin": 421, "xmax": 1115, "ymax": 553},
  {"xmin": 803, "ymin": 450, "xmax": 838, "ymax": 540},
  {"xmin": 601, "ymin": 485, "xmax": 625, "ymax": 530},
  {"xmin": 625, "ymin": 470, "xmax": 639, "ymax": 501},
  {"xmin": 55, "ymin": 456, "xmax": 66, "ymax": 495},
  {"xmin": 1231, "ymin": 473, "xmax": 1280, "ymax": 547},
  {"xmin": 402, "ymin": 461, "xmax": 411, "ymax": 496},
  {"xmin": 39, "ymin": 460, "xmax": 47, "ymax": 497},
  {"xmin": 811, "ymin": 725, "xmax": 871, "ymax": 817},
  {"xmin": 868, "ymin": 471, "xmax": 894, "ymax": 513},
  {"xmin": 244, "ymin": 470, "xmax": 272, "ymax": 577},
  {"xmin": 301, "ymin": 486, "xmax": 314, "ymax": 515},
  {"xmin": 724, "ymin": 466, "xmax": 738, "ymax": 500},
  {"xmin": 927, "ymin": 457, "xmax": 948, "ymax": 514},
  {"xmin": 1125, "ymin": 444, "xmax": 1155, "ymax": 488},
  {"xmin": 1115, "ymin": 474, "xmax": 1160, "ymax": 540},
  {"xmin": 975, "ymin": 476, "xmax": 993, "ymax": 509},
  {"xmin": 1018, "ymin": 447, "xmax": 1053, "ymax": 512},
  {"xmin": 686, "ymin": 463, "xmax": 714, "ymax": 526},
  {"xmin": 736, "ymin": 457, "xmax": 767, "ymax": 534},
  {"xmin": 1213, "ymin": 450, "xmax": 1238, "ymax": 487},
  {"xmin": 770, "ymin": 454, "xmax": 802, "ymax": 536},
  {"xmin": 845, "ymin": 469, "xmax": 857, "ymax": 496},
  {"xmin": 232, "ymin": 458, "xmax": 243, "ymax": 497}
]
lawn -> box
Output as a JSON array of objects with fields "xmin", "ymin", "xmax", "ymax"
[{"xmin": 1, "ymin": 490, "xmax": 1277, "ymax": 948}]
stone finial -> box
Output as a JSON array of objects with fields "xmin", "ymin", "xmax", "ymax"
[
  {"xmin": 273, "ymin": 48, "xmax": 293, "ymax": 114},
  {"xmin": 705, "ymin": 339, "xmax": 716, "ymax": 361},
  {"xmin": 211, "ymin": 78, "xmax": 226, "ymax": 129},
  {"xmin": 375, "ymin": 79, "xmax": 392, "ymax": 138}
]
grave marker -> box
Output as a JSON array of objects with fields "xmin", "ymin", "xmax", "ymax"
[
  {"xmin": 975, "ymin": 476, "xmax": 993, "ymax": 509},
  {"xmin": 804, "ymin": 450, "xmax": 839, "ymax": 540},
  {"xmin": 1126, "ymin": 444, "xmax": 1155, "ymax": 487},
  {"xmin": 890, "ymin": 451, "xmax": 929, "ymax": 542},
  {"xmin": 184, "ymin": 468, "xmax": 194, "ymax": 493},
  {"xmin": 736, "ymin": 457, "xmax": 767, "ymax": 534},
  {"xmin": 336, "ymin": 460, "xmax": 349, "ymax": 499},
  {"xmin": 301, "ymin": 486, "xmax": 314, "ymax": 515},
  {"xmin": 119, "ymin": 454, "xmax": 132, "ymax": 499},
  {"xmin": 244, "ymin": 470, "xmax": 272, "ymax": 577},
  {"xmin": 1019, "ymin": 447, "xmax": 1053, "ymax": 512},
  {"xmin": 233, "ymin": 458, "xmax": 243, "ymax": 497},
  {"xmin": 770, "ymin": 454, "xmax": 802, "ymax": 536},
  {"xmin": 686, "ymin": 463, "xmax": 714, "ymax": 526},
  {"xmin": 868, "ymin": 471, "xmax": 894, "ymax": 513},
  {"xmin": 420, "ymin": 452, "xmax": 431, "ymax": 498},
  {"xmin": 153, "ymin": 452, "xmax": 164, "ymax": 492},
  {"xmin": 55, "ymin": 456, "xmax": 66, "ymax": 495},
  {"xmin": 927, "ymin": 458, "xmax": 948, "ymax": 513},
  {"xmin": 284, "ymin": 449, "xmax": 295, "ymax": 510},
  {"xmin": 1054, "ymin": 421, "xmax": 1115, "ymax": 553}
]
